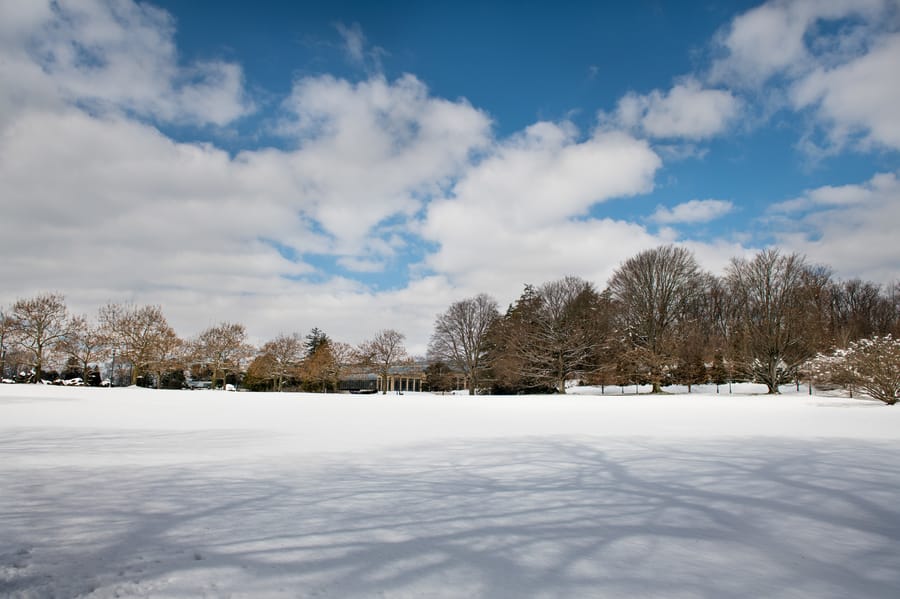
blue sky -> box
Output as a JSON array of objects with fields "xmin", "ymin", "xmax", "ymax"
[{"xmin": 1, "ymin": 0, "xmax": 898, "ymax": 352}]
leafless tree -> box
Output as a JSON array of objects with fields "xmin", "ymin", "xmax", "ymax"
[
  {"xmin": 358, "ymin": 329, "xmax": 408, "ymax": 394},
  {"xmin": 607, "ymin": 245, "xmax": 707, "ymax": 392},
  {"xmin": 244, "ymin": 353, "xmax": 278, "ymax": 391},
  {"xmin": 428, "ymin": 293, "xmax": 500, "ymax": 395},
  {"xmin": 99, "ymin": 303, "xmax": 178, "ymax": 386},
  {"xmin": 495, "ymin": 277, "xmax": 601, "ymax": 394},
  {"xmin": 191, "ymin": 322, "xmax": 254, "ymax": 389},
  {"xmin": 829, "ymin": 279, "xmax": 897, "ymax": 346},
  {"xmin": 725, "ymin": 249, "xmax": 826, "ymax": 394},
  {"xmin": 258, "ymin": 333, "xmax": 305, "ymax": 391},
  {"xmin": 301, "ymin": 340, "xmax": 340, "ymax": 392},
  {"xmin": 61, "ymin": 316, "xmax": 111, "ymax": 382},
  {"xmin": 10, "ymin": 292, "xmax": 73, "ymax": 382},
  {"xmin": 0, "ymin": 308, "xmax": 16, "ymax": 379},
  {"xmin": 146, "ymin": 326, "xmax": 185, "ymax": 389},
  {"xmin": 328, "ymin": 340, "xmax": 355, "ymax": 391}
]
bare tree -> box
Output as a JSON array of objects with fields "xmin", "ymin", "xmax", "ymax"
[
  {"xmin": 99, "ymin": 303, "xmax": 178, "ymax": 386},
  {"xmin": 725, "ymin": 249, "xmax": 826, "ymax": 394},
  {"xmin": 608, "ymin": 245, "xmax": 707, "ymax": 392},
  {"xmin": 10, "ymin": 293, "xmax": 73, "ymax": 383},
  {"xmin": 0, "ymin": 308, "xmax": 16, "ymax": 380},
  {"xmin": 147, "ymin": 327, "xmax": 184, "ymax": 389},
  {"xmin": 326, "ymin": 341, "xmax": 355, "ymax": 391},
  {"xmin": 829, "ymin": 279, "xmax": 897, "ymax": 346},
  {"xmin": 358, "ymin": 329, "xmax": 408, "ymax": 394},
  {"xmin": 301, "ymin": 340, "xmax": 339, "ymax": 392},
  {"xmin": 494, "ymin": 277, "xmax": 601, "ymax": 394},
  {"xmin": 428, "ymin": 293, "xmax": 500, "ymax": 395},
  {"xmin": 244, "ymin": 353, "xmax": 278, "ymax": 391},
  {"xmin": 61, "ymin": 316, "xmax": 111, "ymax": 382},
  {"xmin": 258, "ymin": 333, "xmax": 305, "ymax": 391},
  {"xmin": 191, "ymin": 322, "xmax": 254, "ymax": 389}
]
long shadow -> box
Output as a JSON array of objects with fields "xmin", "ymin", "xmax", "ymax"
[{"xmin": 2, "ymin": 430, "xmax": 899, "ymax": 598}]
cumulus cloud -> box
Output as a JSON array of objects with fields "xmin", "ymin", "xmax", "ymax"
[
  {"xmin": 419, "ymin": 122, "xmax": 666, "ymax": 296},
  {"xmin": 773, "ymin": 172, "xmax": 900, "ymax": 282},
  {"xmin": 650, "ymin": 199, "xmax": 734, "ymax": 224},
  {"xmin": 791, "ymin": 34, "xmax": 900, "ymax": 150},
  {"xmin": 708, "ymin": 0, "xmax": 900, "ymax": 152},
  {"xmin": 0, "ymin": 69, "xmax": 492, "ymax": 349},
  {"xmin": 0, "ymin": 0, "xmax": 253, "ymax": 127},
  {"xmin": 607, "ymin": 79, "xmax": 740, "ymax": 140},
  {"xmin": 3, "ymin": 0, "xmax": 894, "ymax": 356},
  {"xmin": 278, "ymin": 73, "xmax": 492, "ymax": 255},
  {"xmin": 0, "ymin": 1, "xmax": 497, "ymax": 352},
  {"xmin": 709, "ymin": 0, "xmax": 886, "ymax": 86}
]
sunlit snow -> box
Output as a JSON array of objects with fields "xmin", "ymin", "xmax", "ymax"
[{"xmin": 2, "ymin": 384, "xmax": 899, "ymax": 598}]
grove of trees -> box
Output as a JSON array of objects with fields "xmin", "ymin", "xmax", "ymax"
[{"xmin": 1, "ymin": 245, "xmax": 898, "ymax": 402}]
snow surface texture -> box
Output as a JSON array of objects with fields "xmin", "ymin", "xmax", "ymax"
[{"xmin": 1, "ymin": 385, "xmax": 899, "ymax": 598}]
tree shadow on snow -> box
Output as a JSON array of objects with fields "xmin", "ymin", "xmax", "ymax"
[{"xmin": 1, "ymin": 430, "xmax": 900, "ymax": 598}]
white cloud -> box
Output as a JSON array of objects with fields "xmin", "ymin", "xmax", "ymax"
[
  {"xmin": 770, "ymin": 177, "xmax": 881, "ymax": 213},
  {"xmin": 278, "ymin": 73, "xmax": 492, "ymax": 256},
  {"xmin": 773, "ymin": 172, "xmax": 900, "ymax": 282},
  {"xmin": 650, "ymin": 199, "xmax": 734, "ymax": 224},
  {"xmin": 608, "ymin": 79, "xmax": 740, "ymax": 140},
  {"xmin": 0, "ymin": 69, "xmax": 491, "ymax": 350},
  {"xmin": 707, "ymin": 0, "xmax": 900, "ymax": 152},
  {"xmin": 5, "ymin": 0, "xmax": 894, "ymax": 358},
  {"xmin": 0, "ymin": 0, "xmax": 253, "ymax": 127},
  {"xmin": 709, "ymin": 0, "xmax": 886, "ymax": 86},
  {"xmin": 420, "ymin": 122, "xmax": 667, "ymax": 296},
  {"xmin": 791, "ymin": 34, "xmax": 900, "ymax": 150},
  {"xmin": 0, "ymin": 3, "xmax": 494, "ymax": 353}
]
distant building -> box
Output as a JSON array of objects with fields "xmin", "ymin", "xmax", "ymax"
[{"xmin": 338, "ymin": 362, "xmax": 428, "ymax": 393}]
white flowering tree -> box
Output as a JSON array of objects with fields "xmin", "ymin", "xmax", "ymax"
[{"xmin": 809, "ymin": 336, "xmax": 900, "ymax": 405}]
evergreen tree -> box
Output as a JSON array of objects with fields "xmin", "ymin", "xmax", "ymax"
[{"xmin": 306, "ymin": 328, "xmax": 330, "ymax": 358}]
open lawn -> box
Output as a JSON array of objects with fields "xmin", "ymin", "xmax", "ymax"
[{"xmin": 2, "ymin": 384, "xmax": 899, "ymax": 598}]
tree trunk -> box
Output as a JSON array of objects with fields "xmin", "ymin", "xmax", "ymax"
[
  {"xmin": 766, "ymin": 359, "xmax": 779, "ymax": 394},
  {"xmin": 31, "ymin": 342, "xmax": 42, "ymax": 382}
]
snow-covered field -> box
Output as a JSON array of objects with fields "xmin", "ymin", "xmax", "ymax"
[{"xmin": 2, "ymin": 385, "xmax": 899, "ymax": 598}]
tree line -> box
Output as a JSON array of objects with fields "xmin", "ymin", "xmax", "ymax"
[
  {"xmin": 2, "ymin": 245, "xmax": 898, "ymax": 402},
  {"xmin": 426, "ymin": 246, "xmax": 899, "ymax": 403},
  {"xmin": 0, "ymin": 296, "xmax": 410, "ymax": 393}
]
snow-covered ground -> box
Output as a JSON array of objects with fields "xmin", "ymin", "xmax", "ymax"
[{"xmin": 2, "ymin": 385, "xmax": 899, "ymax": 598}]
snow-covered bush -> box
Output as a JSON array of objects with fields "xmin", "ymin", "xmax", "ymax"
[
  {"xmin": 810, "ymin": 336, "xmax": 900, "ymax": 405},
  {"xmin": 806, "ymin": 349, "xmax": 854, "ymax": 393}
]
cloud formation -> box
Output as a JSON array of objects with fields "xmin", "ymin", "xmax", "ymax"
[
  {"xmin": 650, "ymin": 199, "xmax": 735, "ymax": 224},
  {"xmin": 278, "ymin": 74, "xmax": 491, "ymax": 258},
  {"xmin": 710, "ymin": 0, "xmax": 900, "ymax": 152},
  {"xmin": 606, "ymin": 79, "xmax": 740, "ymax": 140},
  {"xmin": 772, "ymin": 172, "xmax": 900, "ymax": 282},
  {"xmin": 0, "ymin": 0, "xmax": 897, "ymax": 354},
  {"xmin": 419, "ymin": 123, "xmax": 692, "ymax": 299},
  {"xmin": 0, "ymin": 0, "xmax": 252, "ymax": 127},
  {"xmin": 791, "ymin": 34, "xmax": 900, "ymax": 150}
]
